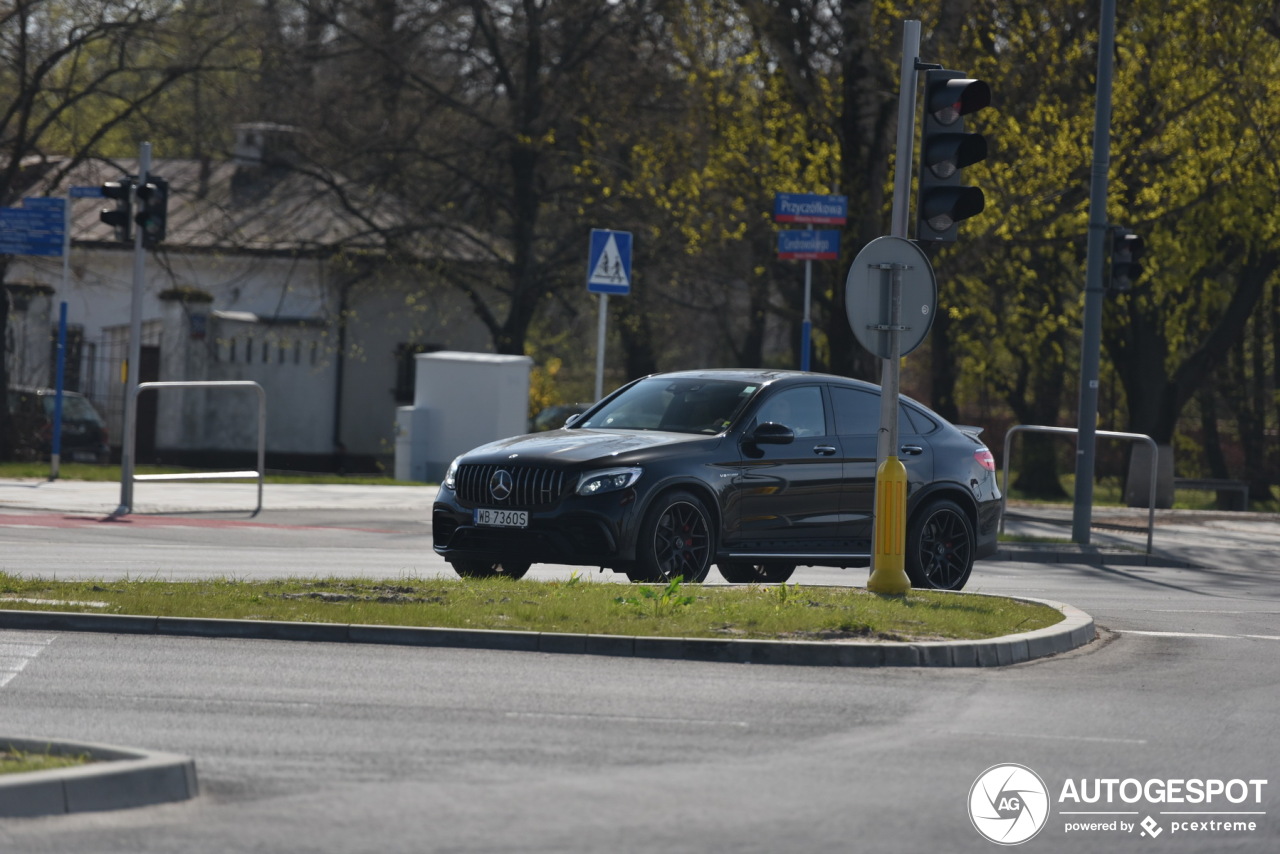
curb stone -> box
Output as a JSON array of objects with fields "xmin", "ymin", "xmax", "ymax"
[
  {"xmin": 0, "ymin": 596, "xmax": 1095, "ymax": 668},
  {"xmin": 0, "ymin": 736, "xmax": 198, "ymax": 818}
]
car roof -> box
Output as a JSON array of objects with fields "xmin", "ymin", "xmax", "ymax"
[
  {"xmin": 641, "ymin": 368, "xmax": 879, "ymax": 392},
  {"xmin": 7, "ymin": 385, "xmax": 87, "ymax": 397},
  {"xmin": 638, "ymin": 369, "xmax": 947, "ymax": 421}
]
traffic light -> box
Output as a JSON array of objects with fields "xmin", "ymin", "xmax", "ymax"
[
  {"xmin": 99, "ymin": 178, "xmax": 134, "ymax": 243},
  {"xmin": 917, "ymin": 69, "xmax": 991, "ymax": 243},
  {"xmin": 1108, "ymin": 226, "xmax": 1144, "ymax": 292},
  {"xmin": 135, "ymin": 176, "xmax": 168, "ymax": 247}
]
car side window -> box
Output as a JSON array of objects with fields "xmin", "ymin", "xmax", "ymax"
[
  {"xmin": 901, "ymin": 404, "xmax": 936, "ymax": 435},
  {"xmin": 755, "ymin": 387, "xmax": 827, "ymax": 437},
  {"xmin": 831, "ymin": 387, "xmax": 879, "ymax": 435},
  {"xmin": 831, "ymin": 386, "xmax": 919, "ymax": 436}
]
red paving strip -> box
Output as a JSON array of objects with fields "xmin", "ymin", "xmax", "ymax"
[{"xmin": 0, "ymin": 512, "xmax": 396, "ymax": 533}]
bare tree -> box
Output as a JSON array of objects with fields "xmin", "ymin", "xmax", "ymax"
[
  {"xmin": 255, "ymin": 0, "xmax": 669, "ymax": 358},
  {"xmin": 0, "ymin": 0, "xmax": 242, "ymax": 458}
]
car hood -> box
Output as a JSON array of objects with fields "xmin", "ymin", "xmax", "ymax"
[{"xmin": 461, "ymin": 429, "xmax": 718, "ymax": 466}]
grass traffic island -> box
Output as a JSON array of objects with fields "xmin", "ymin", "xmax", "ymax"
[
  {"xmin": 0, "ymin": 574, "xmax": 1063, "ymax": 643},
  {"xmin": 0, "ymin": 747, "xmax": 92, "ymax": 776}
]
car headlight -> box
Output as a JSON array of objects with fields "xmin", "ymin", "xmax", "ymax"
[
  {"xmin": 443, "ymin": 457, "xmax": 461, "ymax": 490},
  {"xmin": 576, "ymin": 467, "xmax": 642, "ymax": 496}
]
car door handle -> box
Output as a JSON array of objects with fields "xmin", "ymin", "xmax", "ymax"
[
  {"xmin": 900, "ymin": 444, "xmax": 924, "ymax": 456},
  {"xmin": 813, "ymin": 445, "xmax": 838, "ymax": 456}
]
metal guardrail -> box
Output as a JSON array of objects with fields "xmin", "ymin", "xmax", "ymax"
[
  {"xmin": 115, "ymin": 381, "xmax": 265, "ymax": 517},
  {"xmin": 1000, "ymin": 424, "xmax": 1157, "ymax": 554}
]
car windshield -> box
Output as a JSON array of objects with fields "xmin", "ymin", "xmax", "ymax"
[
  {"xmin": 578, "ymin": 378, "xmax": 760, "ymax": 434},
  {"xmin": 41, "ymin": 394, "xmax": 103, "ymax": 424}
]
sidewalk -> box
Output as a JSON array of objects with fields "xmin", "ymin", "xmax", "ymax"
[
  {"xmin": 998, "ymin": 501, "xmax": 1280, "ymax": 572},
  {"xmin": 0, "ymin": 478, "xmax": 436, "ymax": 514}
]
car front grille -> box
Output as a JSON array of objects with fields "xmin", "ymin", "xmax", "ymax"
[{"xmin": 454, "ymin": 464, "xmax": 569, "ymax": 507}]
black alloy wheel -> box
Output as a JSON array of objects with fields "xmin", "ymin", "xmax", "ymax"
[
  {"xmin": 905, "ymin": 498, "xmax": 975, "ymax": 590},
  {"xmin": 717, "ymin": 562, "xmax": 797, "ymax": 584},
  {"xmin": 627, "ymin": 490, "xmax": 714, "ymax": 583},
  {"xmin": 450, "ymin": 560, "xmax": 532, "ymax": 580}
]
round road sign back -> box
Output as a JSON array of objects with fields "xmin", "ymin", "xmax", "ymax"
[{"xmin": 844, "ymin": 236, "xmax": 937, "ymax": 358}]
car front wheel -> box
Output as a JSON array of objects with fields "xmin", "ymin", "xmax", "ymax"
[
  {"xmin": 905, "ymin": 498, "xmax": 975, "ymax": 590},
  {"xmin": 627, "ymin": 490, "xmax": 714, "ymax": 584},
  {"xmin": 450, "ymin": 560, "xmax": 532, "ymax": 580}
]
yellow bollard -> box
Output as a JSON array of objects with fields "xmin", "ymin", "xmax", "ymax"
[{"xmin": 867, "ymin": 455, "xmax": 912, "ymax": 594}]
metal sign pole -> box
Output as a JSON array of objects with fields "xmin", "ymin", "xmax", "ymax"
[
  {"xmin": 51, "ymin": 302, "xmax": 68, "ymax": 480},
  {"xmin": 890, "ymin": 21, "xmax": 921, "ymax": 240},
  {"xmin": 801, "ymin": 246, "xmax": 813, "ymax": 371},
  {"xmin": 866, "ymin": 20, "xmax": 920, "ymax": 595},
  {"xmin": 594, "ymin": 293, "xmax": 608, "ymax": 402},
  {"xmin": 115, "ymin": 142, "xmax": 151, "ymax": 517},
  {"xmin": 1072, "ymin": 0, "xmax": 1118, "ymax": 544}
]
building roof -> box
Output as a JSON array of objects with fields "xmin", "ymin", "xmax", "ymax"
[{"xmin": 23, "ymin": 152, "xmax": 488, "ymax": 262}]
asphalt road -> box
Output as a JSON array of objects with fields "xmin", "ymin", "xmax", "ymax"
[{"xmin": 0, "ymin": 481, "xmax": 1277, "ymax": 852}]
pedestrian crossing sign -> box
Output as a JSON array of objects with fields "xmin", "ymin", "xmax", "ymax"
[{"xmin": 587, "ymin": 229, "xmax": 632, "ymax": 295}]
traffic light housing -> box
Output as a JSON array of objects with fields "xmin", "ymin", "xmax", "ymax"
[
  {"xmin": 135, "ymin": 176, "xmax": 168, "ymax": 247},
  {"xmin": 1108, "ymin": 226, "xmax": 1144, "ymax": 292},
  {"xmin": 99, "ymin": 178, "xmax": 134, "ymax": 243},
  {"xmin": 917, "ymin": 69, "xmax": 991, "ymax": 243}
]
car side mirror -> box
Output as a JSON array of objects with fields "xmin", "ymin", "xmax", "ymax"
[
  {"xmin": 564, "ymin": 413, "xmax": 583, "ymax": 428},
  {"xmin": 748, "ymin": 421, "xmax": 794, "ymax": 445}
]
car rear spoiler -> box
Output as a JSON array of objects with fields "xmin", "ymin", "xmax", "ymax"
[{"xmin": 955, "ymin": 425, "xmax": 985, "ymax": 438}]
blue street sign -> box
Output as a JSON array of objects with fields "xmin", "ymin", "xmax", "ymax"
[
  {"xmin": 0, "ymin": 198, "xmax": 65, "ymax": 256},
  {"xmin": 773, "ymin": 192, "xmax": 848, "ymax": 225},
  {"xmin": 587, "ymin": 229, "xmax": 632, "ymax": 295},
  {"xmin": 777, "ymin": 229, "xmax": 841, "ymax": 261}
]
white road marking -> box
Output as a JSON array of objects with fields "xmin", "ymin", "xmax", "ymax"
[
  {"xmin": 506, "ymin": 711, "xmax": 749, "ymax": 728},
  {"xmin": 1123, "ymin": 630, "xmax": 1280, "ymax": 640},
  {"xmin": 0, "ymin": 634, "xmax": 54, "ymax": 688},
  {"xmin": 953, "ymin": 730, "xmax": 1147, "ymax": 745}
]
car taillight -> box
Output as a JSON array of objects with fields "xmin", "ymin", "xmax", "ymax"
[{"xmin": 974, "ymin": 448, "xmax": 995, "ymax": 472}]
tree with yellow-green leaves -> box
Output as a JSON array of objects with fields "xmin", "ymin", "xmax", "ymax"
[
  {"xmin": 1100, "ymin": 2, "xmax": 1280, "ymax": 500},
  {"xmin": 572, "ymin": 0, "xmax": 843, "ymax": 377},
  {"xmin": 922, "ymin": 0, "xmax": 1280, "ymax": 500}
]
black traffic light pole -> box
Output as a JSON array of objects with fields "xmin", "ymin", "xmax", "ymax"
[
  {"xmin": 114, "ymin": 142, "xmax": 151, "ymax": 517},
  {"xmin": 1072, "ymin": 0, "xmax": 1118, "ymax": 544}
]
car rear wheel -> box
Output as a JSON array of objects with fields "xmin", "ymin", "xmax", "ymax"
[
  {"xmin": 717, "ymin": 562, "xmax": 797, "ymax": 584},
  {"xmin": 627, "ymin": 490, "xmax": 714, "ymax": 584},
  {"xmin": 450, "ymin": 560, "xmax": 531, "ymax": 580},
  {"xmin": 905, "ymin": 498, "xmax": 974, "ymax": 590}
]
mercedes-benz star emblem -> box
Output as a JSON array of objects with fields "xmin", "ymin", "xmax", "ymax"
[{"xmin": 489, "ymin": 470, "xmax": 514, "ymax": 501}]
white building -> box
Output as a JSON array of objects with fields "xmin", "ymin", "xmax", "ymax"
[{"xmin": 3, "ymin": 126, "xmax": 492, "ymax": 473}]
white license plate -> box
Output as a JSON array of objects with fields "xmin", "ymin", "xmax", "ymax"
[{"xmin": 474, "ymin": 508, "xmax": 528, "ymax": 528}]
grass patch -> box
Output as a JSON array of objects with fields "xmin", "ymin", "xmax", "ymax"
[
  {"xmin": 998, "ymin": 533, "xmax": 1075, "ymax": 545},
  {"xmin": 0, "ymin": 573, "xmax": 1062, "ymax": 642},
  {"xmin": 0, "ymin": 748, "xmax": 92, "ymax": 775}
]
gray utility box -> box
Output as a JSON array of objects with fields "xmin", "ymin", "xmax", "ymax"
[{"xmin": 394, "ymin": 351, "xmax": 532, "ymax": 483}]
